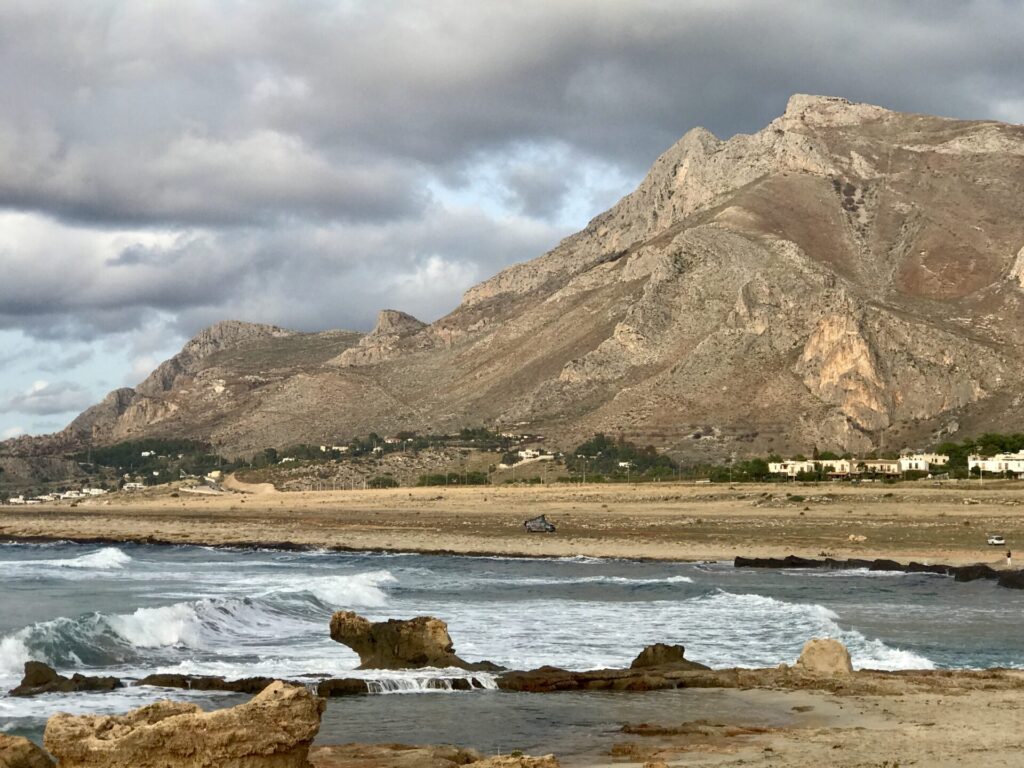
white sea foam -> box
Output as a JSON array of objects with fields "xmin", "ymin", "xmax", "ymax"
[
  {"xmin": 1, "ymin": 547, "xmax": 132, "ymax": 572},
  {"xmin": 301, "ymin": 570, "xmax": 397, "ymax": 607},
  {"xmin": 512, "ymin": 574, "xmax": 694, "ymax": 587},
  {"xmin": 0, "ymin": 633, "xmax": 33, "ymax": 678},
  {"xmin": 851, "ymin": 639, "xmax": 935, "ymax": 670},
  {"xmin": 66, "ymin": 548, "xmax": 133, "ymax": 569},
  {"xmin": 105, "ymin": 602, "xmax": 206, "ymax": 649}
]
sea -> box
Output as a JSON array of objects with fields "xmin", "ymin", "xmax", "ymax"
[{"xmin": 1, "ymin": 542, "xmax": 1023, "ymax": 758}]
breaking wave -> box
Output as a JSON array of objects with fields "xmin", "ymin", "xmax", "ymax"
[
  {"xmin": 2, "ymin": 547, "xmax": 133, "ymax": 572},
  {"xmin": 0, "ymin": 569, "xmax": 398, "ymax": 677}
]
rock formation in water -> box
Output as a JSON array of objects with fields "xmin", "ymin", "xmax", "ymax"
[
  {"xmin": 630, "ymin": 643, "xmax": 709, "ymax": 670},
  {"xmin": 794, "ymin": 638, "xmax": 853, "ymax": 675},
  {"xmin": 11, "ymin": 95, "xmax": 1024, "ymax": 461},
  {"xmin": 9, "ymin": 661, "xmax": 121, "ymax": 697},
  {"xmin": 328, "ymin": 611, "xmax": 502, "ymax": 671},
  {"xmin": 43, "ymin": 680, "xmax": 324, "ymax": 768},
  {"xmin": 0, "ymin": 735, "xmax": 55, "ymax": 768}
]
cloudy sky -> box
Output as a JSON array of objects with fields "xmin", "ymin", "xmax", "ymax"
[{"xmin": 1, "ymin": 0, "xmax": 1023, "ymax": 438}]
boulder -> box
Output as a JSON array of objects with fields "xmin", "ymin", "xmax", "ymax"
[
  {"xmin": 329, "ymin": 611, "xmax": 501, "ymax": 671},
  {"xmin": 794, "ymin": 638, "xmax": 853, "ymax": 675},
  {"xmin": 630, "ymin": 644, "xmax": 709, "ymax": 670},
  {"xmin": 44, "ymin": 680, "xmax": 324, "ymax": 768},
  {"xmin": 9, "ymin": 661, "xmax": 121, "ymax": 697},
  {"xmin": 0, "ymin": 734, "xmax": 55, "ymax": 768}
]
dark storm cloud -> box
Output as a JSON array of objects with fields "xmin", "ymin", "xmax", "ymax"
[
  {"xmin": 1, "ymin": 0, "xmax": 1023, "ymax": 350},
  {"xmin": 2, "ymin": 1, "xmax": 1022, "ymax": 230}
]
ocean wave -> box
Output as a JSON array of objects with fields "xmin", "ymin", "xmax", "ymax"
[
  {"xmin": 289, "ymin": 570, "xmax": 396, "ymax": 607},
  {"xmin": 1, "ymin": 547, "xmax": 132, "ymax": 572},
  {"xmin": 0, "ymin": 568, "xmax": 397, "ymax": 674},
  {"xmin": 689, "ymin": 590, "xmax": 933, "ymax": 671},
  {"xmin": 511, "ymin": 574, "xmax": 694, "ymax": 587},
  {"xmin": 852, "ymin": 639, "xmax": 935, "ymax": 670}
]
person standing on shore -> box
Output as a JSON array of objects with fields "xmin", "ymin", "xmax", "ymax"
[{"xmin": 1007, "ymin": 550, "xmax": 1012, "ymax": 568}]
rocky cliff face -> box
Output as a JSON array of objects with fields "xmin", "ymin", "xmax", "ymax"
[{"xmin": 11, "ymin": 95, "xmax": 1024, "ymax": 460}]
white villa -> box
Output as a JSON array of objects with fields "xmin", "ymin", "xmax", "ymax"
[
  {"xmin": 767, "ymin": 460, "xmax": 817, "ymax": 477},
  {"xmin": 769, "ymin": 453, "xmax": 950, "ymax": 479},
  {"xmin": 968, "ymin": 452, "xmax": 1024, "ymax": 476}
]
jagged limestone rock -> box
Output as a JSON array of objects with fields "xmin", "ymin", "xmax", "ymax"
[{"xmin": 44, "ymin": 681, "xmax": 324, "ymax": 768}]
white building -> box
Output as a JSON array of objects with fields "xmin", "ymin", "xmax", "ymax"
[
  {"xmin": 898, "ymin": 453, "xmax": 950, "ymax": 472},
  {"xmin": 768, "ymin": 460, "xmax": 817, "ymax": 478},
  {"xmin": 7, "ymin": 496, "xmax": 25, "ymax": 505},
  {"xmin": 123, "ymin": 482, "xmax": 145, "ymax": 491},
  {"xmin": 518, "ymin": 449, "xmax": 542, "ymax": 460},
  {"xmin": 819, "ymin": 458, "xmax": 855, "ymax": 476},
  {"xmin": 968, "ymin": 452, "xmax": 1024, "ymax": 476},
  {"xmin": 863, "ymin": 459, "xmax": 900, "ymax": 476}
]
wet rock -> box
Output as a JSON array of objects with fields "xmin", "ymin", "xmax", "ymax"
[
  {"xmin": 997, "ymin": 570, "xmax": 1024, "ymax": 589},
  {"xmin": 497, "ymin": 665, "xmax": 736, "ymax": 693},
  {"xmin": 329, "ymin": 611, "xmax": 502, "ymax": 671},
  {"xmin": 794, "ymin": 638, "xmax": 853, "ymax": 675},
  {"xmin": 316, "ymin": 678, "xmax": 370, "ymax": 697},
  {"xmin": 9, "ymin": 661, "xmax": 121, "ymax": 697},
  {"xmin": 134, "ymin": 673, "xmax": 276, "ymax": 694},
  {"xmin": 952, "ymin": 564, "xmax": 998, "ymax": 582},
  {"xmin": 44, "ymin": 680, "xmax": 324, "ymax": 768},
  {"xmin": 736, "ymin": 555, "xmax": 1017, "ymax": 589},
  {"xmin": 630, "ymin": 644, "xmax": 710, "ymax": 670},
  {"xmin": 0, "ymin": 734, "xmax": 55, "ymax": 768}
]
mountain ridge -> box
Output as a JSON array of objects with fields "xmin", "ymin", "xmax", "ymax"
[{"xmin": 6, "ymin": 94, "xmax": 1024, "ymax": 460}]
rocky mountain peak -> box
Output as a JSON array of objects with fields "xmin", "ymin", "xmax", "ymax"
[
  {"xmin": 779, "ymin": 94, "xmax": 892, "ymax": 126},
  {"xmin": 136, "ymin": 321, "xmax": 292, "ymax": 397},
  {"xmin": 330, "ymin": 309, "xmax": 427, "ymax": 368},
  {"xmin": 369, "ymin": 310, "xmax": 427, "ymax": 338}
]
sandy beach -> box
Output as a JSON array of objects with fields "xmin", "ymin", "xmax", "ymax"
[{"xmin": 2, "ymin": 479, "xmax": 1023, "ymax": 565}]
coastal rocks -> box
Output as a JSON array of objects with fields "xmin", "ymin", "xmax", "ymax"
[
  {"xmin": 496, "ymin": 665, "xmax": 734, "ymax": 693},
  {"xmin": 134, "ymin": 673, "xmax": 276, "ymax": 694},
  {"xmin": 0, "ymin": 734, "xmax": 55, "ymax": 768},
  {"xmin": 9, "ymin": 661, "xmax": 121, "ymax": 697},
  {"xmin": 794, "ymin": 639, "xmax": 853, "ymax": 675},
  {"xmin": 316, "ymin": 678, "xmax": 371, "ymax": 697},
  {"xmin": 44, "ymin": 680, "xmax": 324, "ymax": 768},
  {"xmin": 735, "ymin": 555, "xmax": 1024, "ymax": 590},
  {"xmin": 630, "ymin": 644, "xmax": 710, "ymax": 670},
  {"xmin": 329, "ymin": 611, "xmax": 501, "ymax": 671}
]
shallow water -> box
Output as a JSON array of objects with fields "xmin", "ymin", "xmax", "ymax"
[{"xmin": 1, "ymin": 542, "xmax": 1022, "ymax": 743}]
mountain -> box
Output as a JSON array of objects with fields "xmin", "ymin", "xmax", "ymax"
[{"xmin": 10, "ymin": 95, "xmax": 1024, "ymax": 461}]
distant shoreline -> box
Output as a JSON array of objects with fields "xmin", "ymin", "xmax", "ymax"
[{"xmin": 1, "ymin": 481, "xmax": 1021, "ymax": 566}]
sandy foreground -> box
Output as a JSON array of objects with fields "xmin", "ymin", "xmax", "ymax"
[{"xmin": 2, "ymin": 478, "xmax": 1023, "ymax": 564}]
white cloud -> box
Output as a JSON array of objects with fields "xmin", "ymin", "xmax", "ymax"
[{"xmin": 1, "ymin": 426, "xmax": 25, "ymax": 439}]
